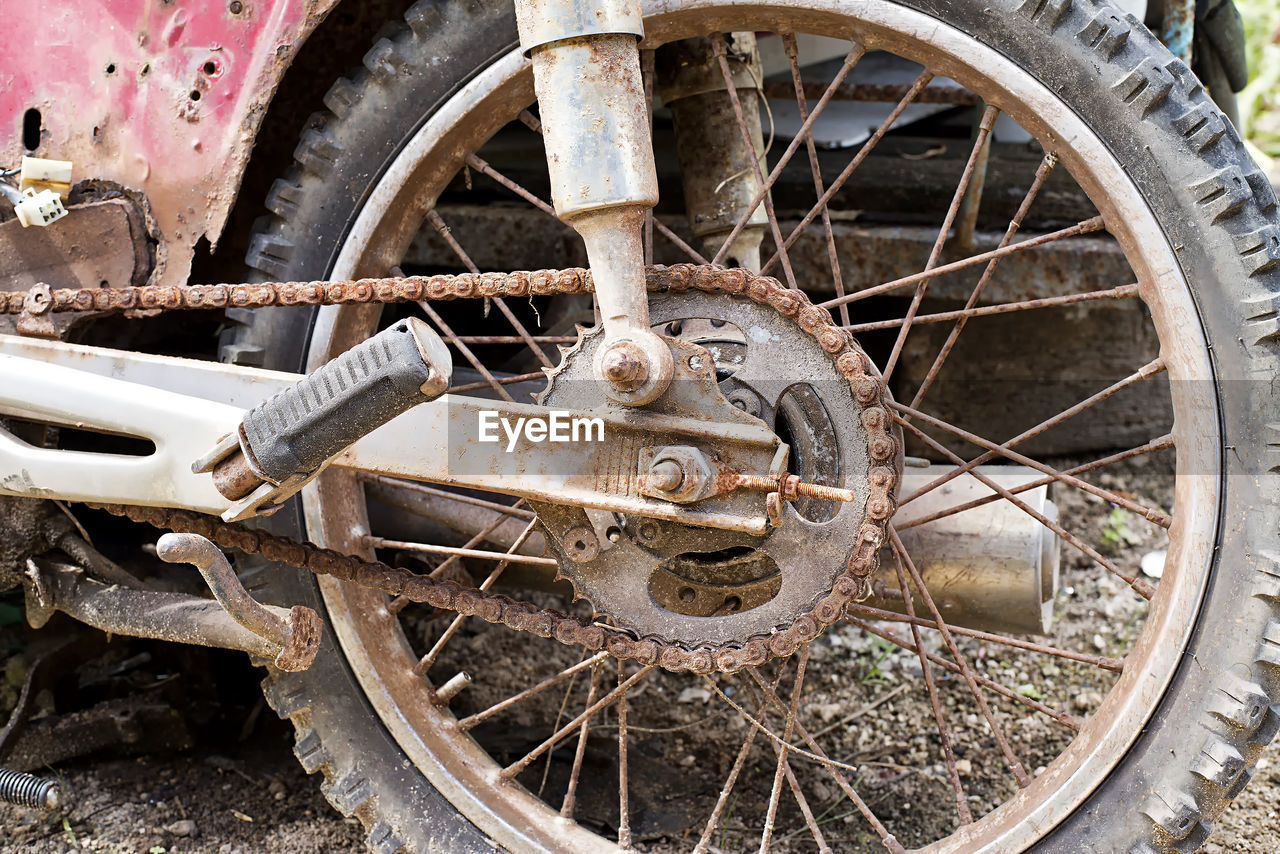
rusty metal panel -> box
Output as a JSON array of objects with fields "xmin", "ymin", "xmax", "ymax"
[{"xmin": 0, "ymin": 0, "xmax": 340, "ymax": 287}]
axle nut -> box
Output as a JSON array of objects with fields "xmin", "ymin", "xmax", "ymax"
[{"xmin": 600, "ymin": 341, "xmax": 649, "ymax": 390}]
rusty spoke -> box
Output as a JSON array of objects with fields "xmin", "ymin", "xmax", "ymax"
[
  {"xmin": 451, "ymin": 334, "xmax": 578, "ymax": 345},
  {"xmin": 843, "ymin": 282, "xmax": 1139, "ymax": 333},
  {"xmin": 899, "ymin": 357, "xmax": 1167, "ymax": 507},
  {"xmin": 759, "ymin": 646, "xmax": 810, "ymax": 853},
  {"xmin": 761, "ymin": 69, "xmax": 935, "ymax": 276},
  {"xmin": 890, "ymin": 528, "xmax": 1031, "ymax": 788},
  {"xmin": 359, "ymin": 475, "xmax": 536, "ymax": 521},
  {"xmin": 411, "ymin": 520, "xmax": 539, "ymax": 675},
  {"xmin": 364, "ymin": 535, "xmax": 556, "ymax": 568},
  {"xmin": 560, "ymin": 662, "xmax": 602, "ymax": 818},
  {"xmin": 891, "ymin": 400, "xmax": 1172, "ymax": 528},
  {"xmin": 895, "ymin": 433, "xmax": 1174, "ymax": 532},
  {"xmin": 642, "ymin": 48, "xmax": 655, "ymax": 269},
  {"xmin": 692, "ymin": 665, "xmax": 790, "ymax": 854},
  {"xmin": 849, "ymin": 604, "xmax": 1125, "ymax": 673},
  {"xmin": 738, "ymin": 668, "xmax": 907, "ymax": 854},
  {"xmin": 817, "ymin": 215, "xmax": 1107, "ymax": 310},
  {"xmin": 449, "ymin": 370, "xmax": 548, "ymax": 395},
  {"xmin": 507, "ymin": 112, "xmax": 707, "ymax": 265},
  {"xmin": 457, "ymin": 652, "xmax": 610, "ymax": 731},
  {"xmin": 889, "ymin": 548, "xmax": 972, "ymax": 824},
  {"xmin": 782, "ymin": 33, "xmax": 849, "ymax": 325},
  {"xmin": 896, "ymin": 416, "xmax": 1155, "ymax": 599},
  {"xmin": 386, "ymin": 497, "xmax": 530, "ymax": 614},
  {"xmin": 417, "ymin": 299, "xmax": 518, "ymax": 404},
  {"xmin": 616, "ymin": 661, "xmax": 633, "ymax": 849},
  {"xmin": 425, "ymin": 209, "xmax": 553, "ymax": 369},
  {"xmin": 882, "ymin": 105, "xmax": 1001, "ymax": 383},
  {"xmin": 713, "ymin": 35, "xmax": 798, "ymax": 289},
  {"xmin": 847, "ymin": 618, "xmax": 1082, "ymax": 731},
  {"xmin": 742, "ymin": 675, "xmax": 835, "ymax": 854},
  {"xmin": 465, "ymin": 153, "xmax": 558, "ymax": 218},
  {"xmin": 711, "ymin": 42, "xmax": 867, "ymax": 267},
  {"xmin": 500, "ymin": 666, "xmax": 655, "ymax": 781},
  {"xmin": 909, "ymin": 153, "xmax": 1060, "ymax": 407}
]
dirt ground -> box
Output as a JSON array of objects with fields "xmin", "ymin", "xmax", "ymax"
[{"xmin": 2, "ymin": 456, "xmax": 1279, "ymax": 853}]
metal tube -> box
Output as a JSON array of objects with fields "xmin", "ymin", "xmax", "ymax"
[
  {"xmin": 516, "ymin": 0, "xmax": 671, "ymax": 403},
  {"xmin": 155, "ymin": 533, "xmax": 322, "ymax": 671},
  {"xmin": 658, "ymin": 35, "xmax": 769, "ymax": 269},
  {"xmin": 871, "ymin": 466, "xmax": 1060, "ymax": 635},
  {"xmin": 24, "ymin": 558, "xmax": 290, "ymax": 662}
]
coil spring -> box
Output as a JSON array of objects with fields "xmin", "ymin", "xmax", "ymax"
[{"xmin": 0, "ymin": 767, "xmax": 60, "ymax": 810}]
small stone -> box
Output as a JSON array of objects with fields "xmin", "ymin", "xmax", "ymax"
[
  {"xmin": 677, "ymin": 687, "xmax": 710, "ymax": 704},
  {"xmin": 164, "ymin": 820, "xmax": 198, "ymax": 838},
  {"xmin": 680, "ymin": 754, "xmax": 696, "ymax": 767},
  {"xmin": 955, "ymin": 758, "xmax": 973, "ymax": 776},
  {"xmin": 1141, "ymin": 549, "xmax": 1166, "ymax": 579},
  {"xmin": 1092, "ymin": 634, "xmax": 1106, "ymax": 651}
]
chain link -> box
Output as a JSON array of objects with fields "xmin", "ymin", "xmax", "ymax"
[{"xmin": 53, "ymin": 264, "xmax": 899, "ymax": 673}]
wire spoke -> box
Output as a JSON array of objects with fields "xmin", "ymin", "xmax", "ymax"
[
  {"xmin": 616, "ymin": 661, "xmax": 633, "ymax": 850},
  {"xmin": 891, "ymin": 400, "xmax": 1172, "ymax": 528},
  {"xmin": 449, "ymin": 370, "xmax": 548, "ymax": 395},
  {"xmin": 759, "ymin": 645, "xmax": 810, "ymax": 853},
  {"xmin": 889, "ymin": 548, "xmax": 972, "ymax": 824},
  {"xmin": 457, "ymin": 652, "xmax": 610, "ymax": 731},
  {"xmin": 359, "ymin": 475, "xmax": 536, "ymax": 521},
  {"xmin": 843, "ymin": 283, "xmax": 1139, "ymax": 333},
  {"xmin": 712, "ymin": 42, "xmax": 867, "ymax": 267},
  {"xmin": 364, "ymin": 536, "xmax": 556, "ymax": 568},
  {"xmin": 713, "ymin": 35, "xmax": 798, "ymax": 289},
  {"xmin": 426, "ymin": 208, "xmax": 553, "ymax": 368},
  {"xmin": 899, "ymin": 356, "xmax": 1167, "ymax": 507},
  {"xmin": 560, "ymin": 662, "xmax": 602, "ymax": 817},
  {"xmin": 890, "ymin": 528, "xmax": 1031, "ymax": 788},
  {"xmin": 737, "ymin": 668, "xmax": 907, "ymax": 854},
  {"xmin": 895, "ymin": 433, "xmax": 1174, "ymax": 532},
  {"xmin": 692, "ymin": 665, "xmax": 790, "ymax": 854},
  {"xmin": 384, "ymin": 497, "xmax": 530, "ymax": 614},
  {"xmin": 882, "ymin": 105, "xmax": 1001, "ymax": 383},
  {"xmin": 848, "ymin": 603, "xmax": 1125, "ymax": 672},
  {"xmin": 782, "ymin": 33, "xmax": 849, "ymax": 325},
  {"xmin": 896, "ymin": 415, "xmax": 1155, "ymax": 599},
  {"xmin": 501, "ymin": 665, "xmax": 655, "ymax": 781},
  {"xmin": 908, "ymin": 152, "xmax": 1059, "ymax": 408},
  {"xmin": 761, "ymin": 69, "xmax": 935, "ymax": 275},
  {"xmin": 411, "ymin": 519, "xmax": 539, "ymax": 674},
  {"xmin": 847, "ymin": 618, "xmax": 1082, "ymax": 731},
  {"xmin": 817, "ymin": 215, "xmax": 1106, "ymax": 310}
]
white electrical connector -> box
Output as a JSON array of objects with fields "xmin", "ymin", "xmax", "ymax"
[
  {"xmin": 18, "ymin": 156, "xmax": 73, "ymax": 199},
  {"xmin": 14, "ymin": 187, "xmax": 68, "ymax": 227}
]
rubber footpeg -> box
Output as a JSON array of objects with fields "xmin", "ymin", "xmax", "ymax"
[{"xmin": 240, "ymin": 317, "xmax": 451, "ymax": 485}]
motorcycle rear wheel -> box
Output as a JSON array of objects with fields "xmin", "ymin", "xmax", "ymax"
[{"xmin": 227, "ymin": 0, "xmax": 1280, "ymax": 851}]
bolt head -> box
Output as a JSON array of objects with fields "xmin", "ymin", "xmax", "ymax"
[
  {"xmin": 599, "ymin": 341, "xmax": 649, "ymax": 391},
  {"xmin": 648, "ymin": 459, "xmax": 684, "ymax": 492}
]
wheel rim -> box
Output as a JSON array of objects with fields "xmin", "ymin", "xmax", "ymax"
[{"xmin": 296, "ymin": 2, "xmax": 1221, "ymax": 850}]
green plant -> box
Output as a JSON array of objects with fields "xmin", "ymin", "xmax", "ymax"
[
  {"xmin": 1239, "ymin": 0, "xmax": 1280, "ymax": 156},
  {"xmin": 1100, "ymin": 506, "xmax": 1143, "ymax": 552}
]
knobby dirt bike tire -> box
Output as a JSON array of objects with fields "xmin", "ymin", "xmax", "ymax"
[{"xmin": 221, "ymin": 0, "xmax": 1280, "ymax": 850}]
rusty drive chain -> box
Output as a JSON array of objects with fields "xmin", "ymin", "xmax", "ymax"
[{"xmin": 12, "ymin": 264, "xmax": 900, "ymax": 673}]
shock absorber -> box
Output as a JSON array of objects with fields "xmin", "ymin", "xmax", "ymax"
[
  {"xmin": 514, "ymin": 0, "xmax": 673, "ymax": 405},
  {"xmin": 0, "ymin": 767, "xmax": 61, "ymax": 810},
  {"xmin": 656, "ymin": 35, "xmax": 770, "ymax": 271}
]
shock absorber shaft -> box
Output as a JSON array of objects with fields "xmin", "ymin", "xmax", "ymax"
[{"xmin": 514, "ymin": 0, "xmax": 673, "ymax": 404}]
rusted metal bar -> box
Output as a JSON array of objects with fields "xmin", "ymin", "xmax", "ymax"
[
  {"xmin": 1162, "ymin": 0, "xmax": 1195, "ymax": 65},
  {"xmin": 155, "ymin": 533, "xmax": 322, "ymax": 671},
  {"xmin": 24, "ymin": 558, "xmax": 303, "ymax": 665},
  {"xmin": 760, "ymin": 79, "xmax": 976, "ymax": 106}
]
